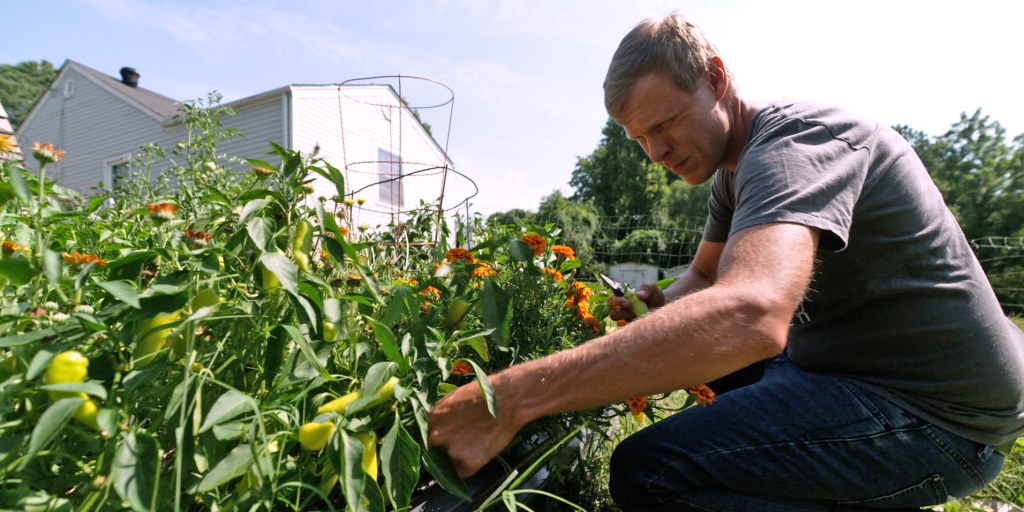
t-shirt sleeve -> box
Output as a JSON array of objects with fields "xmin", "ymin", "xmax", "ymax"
[{"xmin": 726, "ymin": 115, "xmax": 870, "ymax": 251}]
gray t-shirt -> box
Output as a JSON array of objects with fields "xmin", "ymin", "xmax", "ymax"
[{"xmin": 703, "ymin": 101, "xmax": 1024, "ymax": 446}]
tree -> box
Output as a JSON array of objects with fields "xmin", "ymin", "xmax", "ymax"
[
  {"xmin": 569, "ymin": 118, "xmax": 672, "ymax": 220},
  {"xmin": 0, "ymin": 60, "xmax": 58, "ymax": 129},
  {"xmin": 894, "ymin": 110, "xmax": 1024, "ymax": 240},
  {"xmin": 536, "ymin": 190, "xmax": 601, "ymax": 262}
]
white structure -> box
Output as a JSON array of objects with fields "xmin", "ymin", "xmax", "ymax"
[
  {"xmin": 15, "ymin": 60, "xmax": 475, "ymax": 228},
  {"xmin": 608, "ymin": 262, "xmax": 662, "ymax": 291}
]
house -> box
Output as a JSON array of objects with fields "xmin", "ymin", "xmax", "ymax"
[{"xmin": 14, "ymin": 60, "xmax": 475, "ymax": 228}]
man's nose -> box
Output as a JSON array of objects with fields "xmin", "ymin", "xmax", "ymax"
[{"xmin": 642, "ymin": 137, "xmax": 670, "ymax": 165}]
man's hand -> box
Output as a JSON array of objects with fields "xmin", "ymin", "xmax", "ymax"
[
  {"xmin": 427, "ymin": 376, "xmax": 525, "ymax": 478},
  {"xmin": 608, "ymin": 283, "xmax": 665, "ymax": 323}
]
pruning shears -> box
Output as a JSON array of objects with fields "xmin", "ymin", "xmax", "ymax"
[{"xmin": 599, "ymin": 273, "xmax": 625, "ymax": 297}]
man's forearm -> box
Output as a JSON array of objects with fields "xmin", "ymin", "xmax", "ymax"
[{"xmin": 662, "ymin": 267, "xmax": 713, "ymax": 303}]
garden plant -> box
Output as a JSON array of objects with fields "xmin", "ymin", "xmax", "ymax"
[{"xmin": 0, "ymin": 100, "xmax": 710, "ymax": 511}]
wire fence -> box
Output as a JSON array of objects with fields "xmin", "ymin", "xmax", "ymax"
[{"xmin": 579, "ymin": 216, "xmax": 1024, "ymax": 317}]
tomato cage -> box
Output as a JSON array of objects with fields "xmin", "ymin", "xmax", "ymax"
[{"xmin": 333, "ymin": 75, "xmax": 478, "ymax": 245}]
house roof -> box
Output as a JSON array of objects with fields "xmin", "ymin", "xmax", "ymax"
[{"xmin": 69, "ymin": 60, "xmax": 180, "ymax": 119}]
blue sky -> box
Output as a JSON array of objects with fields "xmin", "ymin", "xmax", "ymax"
[{"xmin": 4, "ymin": 0, "xmax": 1022, "ymax": 215}]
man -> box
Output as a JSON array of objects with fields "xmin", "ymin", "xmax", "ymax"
[{"xmin": 428, "ymin": 13, "xmax": 1024, "ymax": 511}]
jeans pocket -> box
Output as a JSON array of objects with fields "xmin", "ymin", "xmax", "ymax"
[{"xmin": 842, "ymin": 474, "xmax": 948, "ymax": 508}]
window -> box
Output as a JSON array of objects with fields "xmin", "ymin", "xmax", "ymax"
[
  {"xmin": 377, "ymin": 149, "xmax": 403, "ymax": 206},
  {"xmin": 63, "ymin": 79, "xmax": 74, "ymax": 98},
  {"xmin": 103, "ymin": 156, "xmax": 132, "ymax": 190}
]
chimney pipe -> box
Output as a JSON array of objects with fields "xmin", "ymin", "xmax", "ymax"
[{"xmin": 119, "ymin": 67, "xmax": 140, "ymax": 88}]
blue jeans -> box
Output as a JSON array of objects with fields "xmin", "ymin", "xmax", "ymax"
[{"xmin": 608, "ymin": 357, "xmax": 1006, "ymax": 511}]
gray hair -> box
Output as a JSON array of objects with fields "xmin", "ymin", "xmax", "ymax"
[{"xmin": 604, "ymin": 13, "xmax": 731, "ymax": 118}]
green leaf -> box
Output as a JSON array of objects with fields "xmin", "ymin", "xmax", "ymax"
[
  {"xmin": 246, "ymin": 217, "xmax": 274, "ymax": 251},
  {"xmin": 481, "ymin": 279, "xmax": 512, "ymax": 347},
  {"xmin": 106, "ymin": 250, "xmax": 159, "ymax": 271},
  {"xmin": 365, "ymin": 317, "xmax": 408, "ymax": 373},
  {"xmin": 338, "ymin": 430, "xmax": 366, "ymax": 512},
  {"xmin": 280, "ymin": 324, "xmax": 328, "ymax": 378},
  {"xmin": 259, "ymin": 252, "xmax": 298, "ymax": 295},
  {"xmin": 198, "ymin": 389, "xmax": 253, "ymax": 434},
  {"xmin": 0, "ymin": 327, "xmax": 58, "ymax": 348},
  {"xmin": 362, "ymin": 362, "xmax": 398, "ymax": 396},
  {"xmin": 467, "ymin": 360, "xmax": 497, "ymax": 417},
  {"xmin": 95, "ymin": 280, "xmax": 140, "ymax": 309},
  {"xmin": 194, "ymin": 443, "xmax": 254, "ymax": 493},
  {"xmin": 24, "ymin": 397, "xmax": 83, "ymax": 464},
  {"xmin": 0, "ymin": 258, "xmax": 33, "ymax": 286},
  {"xmin": 5, "ymin": 163, "xmax": 30, "ymax": 204},
  {"xmin": 263, "ymin": 326, "xmax": 288, "ymax": 388},
  {"xmin": 509, "ymin": 239, "xmax": 535, "ymax": 262},
  {"xmin": 43, "ymin": 249, "xmax": 62, "ymax": 285},
  {"xmin": 381, "ymin": 414, "xmax": 420, "ymax": 510},
  {"xmin": 423, "ymin": 447, "xmax": 471, "ymax": 502},
  {"xmin": 239, "ymin": 197, "xmax": 271, "ymax": 224},
  {"xmin": 111, "ymin": 431, "xmax": 160, "ymax": 512},
  {"xmin": 39, "ymin": 381, "xmax": 108, "ymax": 400}
]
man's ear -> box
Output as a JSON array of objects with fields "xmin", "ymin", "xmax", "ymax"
[{"xmin": 708, "ymin": 56, "xmax": 729, "ymax": 100}]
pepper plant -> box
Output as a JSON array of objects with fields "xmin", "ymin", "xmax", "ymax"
[{"xmin": 0, "ymin": 98, "xmax": 686, "ymax": 511}]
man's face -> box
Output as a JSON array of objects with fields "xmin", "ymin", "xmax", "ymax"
[{"xmin": 614, "ymin": 71, "xmax": 729, "ymax": 185}]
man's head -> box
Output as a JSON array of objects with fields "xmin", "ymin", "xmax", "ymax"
[{"xmin": 604, "ymin": 13, "xmax": 731, "ymax": 120}]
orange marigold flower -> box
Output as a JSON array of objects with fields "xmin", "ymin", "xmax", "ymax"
[
  {"xmin": 624, "ymin": 396, "xmax": 648, "ymax": 420},
  {"xmin": 420, "ymin": 286, "xmax": 441, "ymax": 300},
  {"xmin": 319, "ymin": 249, "xmax": 331, "ymax": 260},
  {"xmin": 338, "ymin": 225, "xmax": 351, "ymax": 237},
  {"xmin": 446, "ymin": 247, "xmax": 475, "ymax": 264},
  {"xmin": 541, "ymin": 267, "xmax": 563, "ymax": 282},
  {"xmin": 32, "ymin": 141, "xmax": 64, "ymax": 164},
  {"xmin": 0, "ymin": 134, "xmax": 17, "ymax": 154},
  {"xmin": 520, "ymin": 233, "xmax": 546, "ymax": 256},
  {"xmin": 688, "ymin": 384, "xmax": 716, "ymax": 407},
  {"xmin": 146, "ymin": 202, "xmax": 178, "ymax": 224},
  {"xmin": 551, "ymin": 244, "xmax": 575, "ymax": 260},
  {"xmin": 250, "ymin": 166, "xmax": 274, "ymax": 177},
  {"xmin": 451, "ymin": 360, "xmax": 473, "ymax": 376},
  {"xmin": 62, "ymin": 250, "xmax": 107, "ymax": 267},
  {"xmin": 2, "ymin": 241, "xmax": 28, "ymax": 255},
  {"xmin": 564, "ymin": 281, "xmax": 593, "ymax": 308},
  {"xmin": 470, "ymin": 262, "xmax": 496, "ymax": 279},
  {"xmin": 616, "ymin": 319, "xmax": 628, "ymax": 327},
  {"xmin": 183, "ymin": 229, "xmax": 212, "ymax": 249}
]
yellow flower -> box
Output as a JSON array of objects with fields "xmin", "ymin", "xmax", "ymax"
[
  {"xmin": 32, "ymin": 141, "xmax": 64, "ymax": 165},
  {"xmin": 520, "ymin": 233, "xmax": 546, "ymax": 256},
  {"xmin": 688, "ymin": 384, "xmax": 716, "ymax": 407},
  {"xmin": 0, "ymin": 134, "xmax": 16, "ymax": 154},
  {"xmin": 551, "ymin": 244, "xmax": 575, "ymax": 260}
]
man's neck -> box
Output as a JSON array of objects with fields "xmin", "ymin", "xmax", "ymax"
[{"xmin": 720, "ymin": 96, "xmax": 762, "ymax": 172}]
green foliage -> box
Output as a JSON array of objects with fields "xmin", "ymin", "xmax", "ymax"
[
  {"xmin": 0, "ymin": 60, "xmax": 58, "ymax": 129},
  {"xmin": 569, "ymin": 118, "xmax": 673, "ymax": 220},
  {"xmin": 536, "ymin": 191, "xmax": 601, "ymax": 263},
  {"xmin": 0, "ymin": 94, "xmax": 637, "ymax": 511}
]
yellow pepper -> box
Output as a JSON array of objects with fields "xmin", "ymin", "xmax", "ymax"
[
  {"xmin": 44, "ymin": 351, "xmax": 99, "ymax": 430},
  {"xmin": 298, "ymin": 421, "xmax": 335, "ymax": 451},
  {"xmin": 624, "ymin": 291, "xmax": 649, "ymax": 317},
  {"xmin": 357, "ymin": 432, "xmax": 378, "ymax": 481},
  {"xmin": 317, "ymin": 377, "xmax": 398, "ymax": 415},
  {"xmin": 291, "ymin": 220, "xmax": 314, "ymax": 273}
]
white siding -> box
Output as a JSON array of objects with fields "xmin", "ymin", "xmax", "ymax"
[
  {"xmin": 291, "ymin": 86, "xmax": 468, "ymax": 229},
  {"xmin": 16, "ymin": 67, "xmax": 168, "ymax": 193},
  {"xmin": 217, "ymin": 92, "xmax": 287, "ymax": 169}
]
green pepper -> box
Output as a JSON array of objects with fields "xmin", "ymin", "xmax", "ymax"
[
  {"xmin": 299, "ymin": 421, "xmax": 335, "ymax": 451},
  {"xmin": 624, "ymin": 291, "xmax": 649, "ymax": 317},
  {"xmin": 291, "ymin": 220, "xmax": 313, "ymax": 273},
  {"xmin": 446, "ymin": 297, "xmax": 473, "ymax": 328},
  {"xmin": 317, "ymin": 376, "xmax": 398, "ymax": 415},
  {"xmin": 134, "ymin": 311, "xmax": 181, "ymax": 367},
  {"xmin": 44, "ymin": 351, "xmax": 99, "ymax": 430}
]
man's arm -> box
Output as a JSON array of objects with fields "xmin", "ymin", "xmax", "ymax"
[
  {"xmin": 428, "ymin": 222, "xmax": 819, "ymax": 477},
  {"xmin": 613, "ymin": 239, "xmax": 725, "ymax": 318}
]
